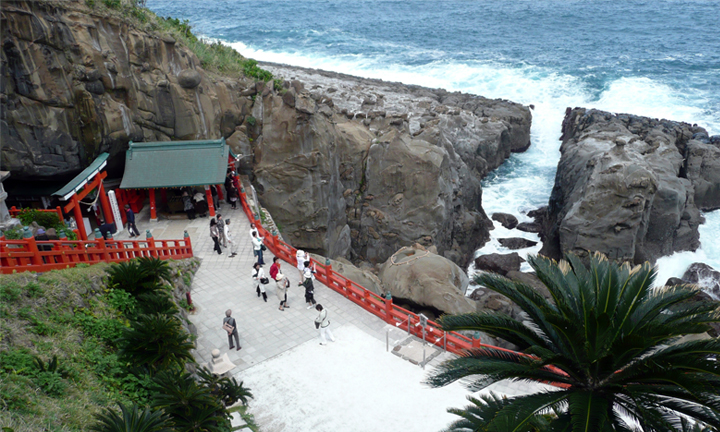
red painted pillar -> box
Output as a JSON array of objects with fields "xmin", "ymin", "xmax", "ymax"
[
  {"xmin": 55, "ymin": 206, "xmax": 64, "ymax": 223},
  {"xmin": 149, "ymin": 188, "xmax": 157, "ymax": 221},
  {"xmin": 384, "ymin": 292, "xmax": 394, "ymax": 324},
  {"xmin": 184, "ymin": 230, "xmax": 193, "ymax": 257},
  {"xmin": 23, "ymin": 227, "xmax": 43, "ymax": 266},
  {"xmin": 205, "ymin": 185, "xmax": 216, "ymax": 217},
  {"xmin": 146, "ymin": 230, "xmax": 157, "ymax": 257},
  {"xmin": 98, "ymin": 182, "xmax": 113, "ymax": 225},
  {"xmin": 72, "ymin": 195, "xmax": 87, "ymax": 241}
]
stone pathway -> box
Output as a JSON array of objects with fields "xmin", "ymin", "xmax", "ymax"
[{"xmin": 115, "ymin": 202, "xmax": 552, "ymax": 431}]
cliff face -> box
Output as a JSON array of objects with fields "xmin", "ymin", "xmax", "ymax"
[
  {"xmin": 541, "ymin": 108, "xmax": 720, "ymax": 263},
  {"xmin": 1, "ymin": 0, "xmax": 252, "ymax": 178},
  {"xmin": 1, "ymin": 0, "xmax": 533, "ymax": 266}
]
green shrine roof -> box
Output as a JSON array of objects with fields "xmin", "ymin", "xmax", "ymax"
[
  {"xmin": 53, "ymin": 153, "xmax": 109, "ymax": 200},
  {"xmin": 120, "ymin": 139, "xmax": 229, "ymax": 189}
]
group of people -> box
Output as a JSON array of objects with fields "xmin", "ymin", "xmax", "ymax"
[{"xmin": 221, "ymin": 221, "xmax": 336, "ymax": 351}]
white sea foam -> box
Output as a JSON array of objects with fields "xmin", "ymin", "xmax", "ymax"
[{"xmin": 227, "ymin": 41, "xmax": 720, "ymax": 285}]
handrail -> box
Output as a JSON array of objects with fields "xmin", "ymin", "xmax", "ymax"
[
  {"xmin": 0, "ymin": 233, "xmax": 193, "ymax": 274},
  {"xmin": 237, "ymin": 189, "xmax": 569, "ymax": 387}
]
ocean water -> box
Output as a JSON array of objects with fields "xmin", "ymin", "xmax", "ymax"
[{"xmin": 147, "ymin": 0, "xmax": 720, "ymax": 282}]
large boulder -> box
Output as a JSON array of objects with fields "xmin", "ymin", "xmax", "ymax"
[
  {"xmin": 682, "ymin": 263, "xmax": 720, "ymax": 300},
  {"xmin": 379, "ymin": 245, "xmax": 475, "ymax": 315},
  {"xmin": 177, "ymin": 69, "xmax": 201, "ymax": 89},
  {"xmin": 474, "ymin": 252, "xmax": 524, "ymax": 276},
  {"xmin": 540, "ymin": 108, "xmax": 719, "ymax": 263}
]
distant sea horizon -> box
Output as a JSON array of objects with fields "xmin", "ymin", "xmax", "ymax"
[{"xmin": 147, "ymin": 0, "xmax": 720, "ymax": 286}]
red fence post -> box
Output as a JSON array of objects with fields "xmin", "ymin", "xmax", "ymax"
[
  {"xmin": 384, "ymin": 291, "xmax": 394, "ymax": 324},
  {"xmin": 23, "ymin": 227, "xmax": 43, "ymax": 266},
  {"xmin": 472, "ymin": 331, "xmax": 482, "ymax": 348},
  {"xmin": 146, "ymin": 230, "xmax": 157, "ymax": 257}
]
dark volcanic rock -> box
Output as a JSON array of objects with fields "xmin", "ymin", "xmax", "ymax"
[
  {"xmin": 498, "ymin": 237, "xmax": 538, "ymax": 250},
  {"xmin": 492, "ymin": 213, "xmax": 519, "ymax": 229},
  {"xmin": 474, "ymin": 252, "xmax": 525, "ymax": 276},
  {"xmin": 516, "ymin": 222, "xmax": 542, "ymax": 233},
  {"xmin": 682, "ymin": 263, "xmax": 720, "ymax": 299},
  {"xmin": 178, "ymin": 69, "xmax": 202, "ymax": 89},
  {"xmin": 540, "ymin": 108, "xmax": 717, "ymax": 263},
  {"xmin": 664, "ymin": 277, "xmax": 688, "ymax": 287}
]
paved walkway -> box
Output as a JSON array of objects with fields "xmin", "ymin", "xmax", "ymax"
[{"xmin": 115, "ymin": 202, "xmax": 550, "ymax": 431}]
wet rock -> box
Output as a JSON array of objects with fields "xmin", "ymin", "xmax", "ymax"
[
  {"xmin": 474, "ymin": 252, "xmax": 524, "ymax": 276},
  {"xmin": 492, "ymin": 212, "xmax": 518, "ymax": 229},
  {"xmin": 516, "ymin": 222, "xmax": 542, "ymax": 233},
  {"xmin": 498, "ymin": 237, "xmax": 538, "ymax": 250},
  {"xmin": 682, "ymin": 262, "xmax": 720, "ymax": 299}
]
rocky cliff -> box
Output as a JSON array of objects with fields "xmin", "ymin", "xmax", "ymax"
[
  {"xmin": 541, "ymin": 108, "xmax": 720, "ymax": 263},
  {"xmin": 248, "ymin": 64, "xmax": 532, "ymax": 265},
  {"xmin": 1, "ymin": 0, "xmax": 533, "ymax": 266}
]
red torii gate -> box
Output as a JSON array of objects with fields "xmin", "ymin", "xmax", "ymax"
[{"xmin": 52, "ymin": 153, "xmax": 113, "ymax": 241}]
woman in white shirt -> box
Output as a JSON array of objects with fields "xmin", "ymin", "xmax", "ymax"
[
  {"xmin": 252, "ymin": 262, "xmax": 267, "ymax": 302},
  {"xmin": 251, "ymin": 232, "xmax": 265, "ymax": 265},
  {"xmin": 296, "ymin": 249, "xmax": 308, "ymax": 279}
]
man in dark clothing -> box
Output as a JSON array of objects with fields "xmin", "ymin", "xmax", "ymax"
[
  {"xmin": 124, "ymin": 205, "xmax": 140, "ymax": 237},
  {"xmin": 98, "ymin": 220, "xmax": 115, "ymax": 239},
  {"xmin": 223, "ymin": 309, "xmax": 241, "ymax": 351}
]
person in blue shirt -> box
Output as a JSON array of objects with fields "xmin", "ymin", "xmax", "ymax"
[{"xmin": 124, "ymin": 204, "xmax": 140, "ymax": 237}]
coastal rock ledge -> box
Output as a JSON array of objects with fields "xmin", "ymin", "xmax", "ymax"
[{"xmin": 541, "ymin": 108, "xmax": 720, "ymax": 263}]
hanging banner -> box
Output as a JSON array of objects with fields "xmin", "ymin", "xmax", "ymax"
[{"xmin": 108, "ymin": 190, "xmax": 124, "ymax": 235}]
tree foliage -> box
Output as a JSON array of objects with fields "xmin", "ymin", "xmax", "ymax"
[{"xmin": 428, "ymin": 253, "xmax": 720, "ymax": 431}]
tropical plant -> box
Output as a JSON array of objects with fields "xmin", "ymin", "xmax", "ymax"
[
  {"xmin": 152, "ymin": 368, "xmax": 230, "ymax": 432},
  {"xmin": 108, "ymin": 258, "xmax": 170, "ymax": 295},
  {"xmin": 136, "ymin": 291, "xmax": 179, "ymax": 316},
  {"xmin": 90, "ymin": 402, "xmax": 173, "ymax": 432},
  {"xmin": 428, "ymin": 253, "xmax": 720, "ymax": 432},
  {"xmin": 197, "ymin": 367, "xmax": 254, "ymax": 406},
  {"xmin": 117, "ymin": 314, "xmax": 194, "ymax": 370}
]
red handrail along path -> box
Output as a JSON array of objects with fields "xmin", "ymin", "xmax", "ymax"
[
  {"xmin": 236, "ymin": 188, "xmax": 570, "ymax": 387},
  {"xmin": 0, "ymin": 230, "xmax": 193, "ymax": 274},
  {"xmin": 237, "ymin": 188, "xmax": 519, "ymax": 356}
]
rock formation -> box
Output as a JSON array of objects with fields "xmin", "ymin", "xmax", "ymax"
[
  {"xmin": 541, "ymin": 108, "xmax": 720, "ymax": 263},
  {"xmin": 682, "ymin": 263, "xmax": 720, "ymax": 300},
  {"xmin": 378, "ymin": 244, "xmax": 475, "ymax": 315},
  {"xmin": 1, "ymin": 0, "xmax": 254, "ymax": 178},
  {"xmin": 255, "ymin": 64, "xmax": 532, "ymax": 264},
  {"xmin": 2, "ymin": 0, "xmax": 532, "ymax": 265},
  {"xmin": 474, "ymin": 252, "xmax": 524, "ymax": 276}
]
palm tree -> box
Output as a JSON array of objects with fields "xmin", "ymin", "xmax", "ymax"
[
  {"xmin": 197, "ymin": 366, "xmax": 254, "ymax": 406},
  {"xmin": 117, "ymin": 313, "xmax": 194, "ymax": 370},
  {"xmin": 428, "ymin": 253, "xmax": 720, "ymax": 431},
  {"xmin": 107, "ymin": 257, "xmax": 171, "ymax": 295},
  {"xmin": 152, "ymin": 368, "xmax": 230, "ymax": 432},
  {"xmin": 90, "ymin": 403, "xmax": 172, "ymax": 432}
]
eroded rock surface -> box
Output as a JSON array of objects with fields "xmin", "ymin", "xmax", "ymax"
[
  {"xmin": 541, "ymin": 108, "xmax": 720, "ymax": 263},
  {"xmin": 378, "ymin": 245, "xmax": 475, "ymax": 315}
]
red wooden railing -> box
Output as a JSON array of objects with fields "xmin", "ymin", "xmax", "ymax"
[
  {"xmin": 236, "ymin": 188, "xmax": 569, "ymax": 387},
  {"xmin": 0, "ymin": 232, "xmax": 193, "ymax": 274},
  {"xmin": 236, "ymin": 188, "xmax": 511, "ymax": 356}
]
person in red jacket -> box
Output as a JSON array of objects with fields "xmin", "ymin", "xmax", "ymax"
[{"xmin": 269, "ymin": 256, "xmax": 280, "ymax": 281}]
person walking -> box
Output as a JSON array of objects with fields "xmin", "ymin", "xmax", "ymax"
[
  {"xmin": 223, "ymin": 218, "xmax": 238, "ymax": 258},
  {"xmin": 210, "ymin": 218, "xmax": 222, "ymax": 255},
  {"xmin": 252, "ymin": 262, "xmax": 268, "ymax": 302},
  {"xmin": 314, "ymin": 304, "xmax": 336, "ymax": 345},
  {"xmin": 223, "ymin": 310, "xmax": 241, "ymax": 351},
  {"xmin": 216, "ymin": 214, "xmax": 227, "ymax": 248},
  {"xmin": 301, "ymin": 260, "xmax": 317, "ymax": 309},
  {"xmin": 296, "ymin": 249, "xmax": 308, "ymax": 279},
  {"xmin": 275, "ymin": 271, "xmax": 290, "ymax": 311},
  {"xmin": 251, "ymin": 231, "xmax": 265, "ymax": 265},
  {"xmin": 124, "ymin": 204, "xmax": 140, "ymax": 237}
]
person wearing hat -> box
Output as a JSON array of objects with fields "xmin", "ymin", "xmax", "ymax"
[
  {"xmin": 275, "ymin": 270, "xmax": 290, "ymax": 311},
  {"xmin": 124, "ymin": 204, "xmax": 140, "ymax": 237}
]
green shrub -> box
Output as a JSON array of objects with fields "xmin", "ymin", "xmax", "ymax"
[
  {"xmin": 74, "ymin": 309, "xmax": 127, "ymax": 346},
  {"xmin": 246, "ymin": 116, "xmax": 256, "ymax": 126},
  {"xmin": 2, "ymin": 225, "xmax": 23, "ymax": 240},
  {"xmin": 86, "ymin": 0, "xmax": 95, "ymax": 7},
  {"xmin": 0, "ymin": 282, "xmax": 22, "ymax": 302},
  {"xmin": 102, "ymin": 0, "xmax": 121, "ymax": 9},
  {"xmin": 0, "ymin": 349, "xmax": 36, "ymax": 374},
  {"xmin": 17, "ymin": 209, "xmax": 60, "ymax": 229},
  {"xmin": 106, "ymin": 288, "xmax": 138, "ymax": 317},
  {"xmin": 117, "ymin": 314, "xmax": 194, "ymax": 370},
  {"xmin": 25, "ymin": 282, "xmax": 44, "ymax": 298}
]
